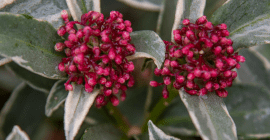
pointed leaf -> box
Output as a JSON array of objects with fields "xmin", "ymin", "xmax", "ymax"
[
  {"xmin": 0, "ymin": 13, "xmax": 66, "ymax": 79},
  {"xmin": 81, "ymin": 124, "xmax": 123, "ymax": 140},
  {"xmin": 77, "ymin": 0, "xmax": 100, "ymax": 14},
  {"xmin": 0, "ymin": 56, "xmax": 12, "ymax": 66},
  {"xmin": 225, "ymin": 84, "xmax": 270, "ymax": 138},
  {"xmin": 179, "ymin": 90, "xmax": 237, "ymax": 140},
  {"xmin": 148, "ymin": 120, "xmax": 180, "ymax": 140},
  {"xmin": 45, "ymin": 80, "xmax": 68, "ymax": 117},
  {"xmin": 237, "ymin": 49, "xmax": 270, "ymax": 90},
  {"xmin": 6, "ymin": 125, "xmax": 30, "ymax": 140},
  {"xmin": 0, "ymin": 83, "xmax": 47, "ymax": 138},
  {"xmin": 210, "ymin": 0, "xmax": 270, "ymax": 50},
  {"xmin": 117, "ymin": 0, "xmax": 162, "ymax": 11},
  {"xmin": 128, "ymin": 30, "xmax": 165, "ymax": 69},
  {"xmin": 0, "ymin": 0, "xmax": 68, "ymax": 29},
  {"xmin": 5, "ymin": 62, "xmax": 57, "ymax": 93},
  {"xmin": 64, "ymin": 83, "xmax": 99, "ymax": 140}
]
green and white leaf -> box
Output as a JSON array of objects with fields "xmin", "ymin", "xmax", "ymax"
[
  {"xmin": 117, "ymin": 0, "xmax": 163, "ymax": 12},
  {"xmin": 81, "ymin": 124, "xmax": 123, "ymax": 140},
  {"xmin": 64, "ymin": 83, "xmax": 99, "ymax": 140},
  {"xmin": 0, "ymin": 13, "xmax": 66, "ymax": 79},
  {"xmin": 45, "ymin": 80, "xmax": 68, "ymax": 117},
  {"xmin": 204, "ymin": 0, "xmax": 228, "ymax": 17},
  {"xmin": 67, "ymin": 0, "xmax": 100, "ymax": 29},
  {"xmin": 236, "ymin": 49, "xmax": 270, "ymax": 91},
  {"xmin": 171, "ymin": 0, "xmax": 206, "ymax": 42},
  {"xmin": 179, "ymin": 90, "xmax": 237, "ymax": 140},
  {"xmin": 76, "ymin": 0, "xmax": 100, "ymax": 14},
  {"xmin": 148, "ymin": 120, "xmax": 180, "ymax": 140},
  {"xmin": 210, "ymin": 0, "xmax": 270, "ymax": 50},
  {"xmin": 6, "ymin": 125, "xmax": 30, "ymax": 140},
  {"xmin": 0, "ymin": 0, "xmax": 68, "ymax": 29},
  {"xmin": 225, "ymin": 84, "xmax": 270, "ymax": 138},
  {"xmin": 0, "ymin": 55, "xmax": 12, "ymax": 66},
  {"xmin": 128, "ymin": 30, "xmax": 165, "ymax": 69},
  {"xmin": 5, "ymin": 62, "xmax": 57, "ymax": 93}
]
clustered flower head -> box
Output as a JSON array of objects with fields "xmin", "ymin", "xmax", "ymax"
[
  {"xmin": 150, "ymin": 16, "xmax": 245, "ymax": 98},
  {"xmin": 55, "ymin": 10, "xmax": 136, "ymax": 107}
]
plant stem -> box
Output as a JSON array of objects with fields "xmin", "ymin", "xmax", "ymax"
[
  {"xmin": 143, "ymin": 63, "xmax": 154, "ymax": 119},
  {"xmin": 105, "ymin": 103, "xmax": 130, "ymax": 134},
  {"xmin": 141, "ymin": 85, "xmax": 179, "ymax": 133}
]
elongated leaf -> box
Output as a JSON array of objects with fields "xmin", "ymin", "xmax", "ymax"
[
  {"xmin": 128, "ymin": 30, "xmax": 165, "ymax": 69},
  {"xmin": 0, "ymin": 56, "xmax": 12, "ymax": 66},
  {"xmin": 0, "ymin": 83, "xmax": 47, "ymax": 138},
  {"xmin": 204, "ymin": 0, "xmax": 227, "ymax": 17},
  {"xmin": 117, "ymin": 0, "xmax": 162, "ymax": 11},
  {"xmin": 45, "ymin": 80, "xmax": 68, "ymax": 117},
  {"xmin": 0, "ymin": 0, "xmax": 68, "ymax": 29},
  {"xmin": 77, "ymin": 0, "xmax": 100, "ymax": 14},
  {"xmin": 148, "ymin": 120, "xmax": 180, "ymax": 140},
  {"xmin": 179, "ymin": 90, "xmax": 237, "ymax": 140},
  {"xmin": 210, "ymin": 0, "xmax": 270, "ymax": 50},
  {"xmin": 5, "ymin": 62, "xmax": 57, "ymax": 93},
  {"xmin": 225, "ymin": 84, "xmax": 270, "ymax": 138},
  {"xmin": 6, "ymin": 125, "xmax": 30, "ymax": 140},
  {"xmin": 64, "ymin": 83, "xmax": 99, "ymax": 140},
  {"xmin": 0, "ymin": 13, "xmax": 66, "ymax": 79},
  {"xmin": 237, "ymin": 49, "xmax": 270, "ymax": 90},
  {"xmin": 81, "ymin": 124, "xmax": 123, "ymax": 140}
]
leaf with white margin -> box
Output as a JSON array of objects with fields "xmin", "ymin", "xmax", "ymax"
[
  {"xmin": 148, "ymin": 120, "xmax": 180, "ymax": 140},
  {"xmin": 0, "ymin": 56, "xmax": 12, "ymax": 66},
  {"xmin": 117, "ymin": 0, "xmax": 162, "ymax": 12},
  {"xmin": 236, "ymin": 49, "xmax": 270, "ymax": 91},
  {"xmin": 128, "ymin": 30, "xmax": 165, "ymax": 69},
  {"xmin": 64, "ymin": 83, "xmax": 99, "ymax": 140},
  {"xmin": 76, "ymin": 0, "xmax": 100, "ymax": 14},
  {"xmin": 225, "ymin": 84, "xmax": 270, "ymax": 138},
  {"xmin": 179, "ymin": 90, "xmax": 237, "ymax": 140},
  {"xmin": 81, "ymin": 124, "xmax": 123, "ymax": 140},
  {"xmin": 0, "ymin": 13, "xmax": 66, "ymax": 79},
  {"xmin": 0, "ymin": 0, "xmax": 68, "ymax": 29},
  {"xmin": 210, "ymin": 0, "xmax": 270, "ymax": 50},
  {"xmin": 6, "ymin": 125, "xmax": 30, "ymax": 140},
  {"xmin": 5, "ymin": 62, "xmax": 57, "ymax": 93},
  {"xmin": 45, "ymin": 80, "xmax": 68, "ymax": 117},
  {"xmin": 171, "ymin": 0, "xmax": 206, "ymax": 42}
]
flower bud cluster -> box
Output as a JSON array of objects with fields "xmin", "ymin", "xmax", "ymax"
[
  {"xmin": 56, "ymin": 10, "xmax": 136, "ymax": 107},
  {"xmin": 150, "ymin": 16, "xmax": 245, "ymax": 98}
]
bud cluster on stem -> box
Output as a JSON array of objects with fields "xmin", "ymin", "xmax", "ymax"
[
  {"xmin": 150, "ymin": 16, "xmax": 245, "ymax": 98},
  {"xmin": 56, "ymin": 10, "xmax": 136, "ymax": 107}
]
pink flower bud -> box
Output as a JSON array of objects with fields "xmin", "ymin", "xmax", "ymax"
[
  {"xmin": 65, "ymin": 84, "xmax": 73, "ymax": 91},
  {"xmin": 104, "ymin": 89, "xmax": 112, "ymax": 96},
  {"xmin": 55, "ymin": 42, "xmax": 65, "ymax": 52},
  {"xmin": 120, "ymin": 92, "xmax": 126, "ymax": 101},
  {"xmin": 58, "ymin": 62, "xmax": 65, "ymax": 71},
  {"xmin": 150, "ymin": 81, "xmax": 159, "ymax": 87},
  {"xmin": 108, "ymin": 48, "xmax": 116, "ymax": 60},
  {"xmin": 196, "ymin": 16, "xmax": 207, "ymax": 25},
  {"xmin": 110, "ymin": 95, "xmax": 119, "ymax": 106},
  {"xmin": 216, "ymin": 89, "xmax": 228, "ymax": 97},
  {"xmin": 57, "ymin": 26, "xmax": 66, "ymax": 36},
  {"xmin": 182, "ymin": 19, "xmax": 190, "ymax": 25},
  {"xmin": 162, "ymin": 86, "xmax": 169, "ymax": 99},
  {"xmin": 236, "ymin": 55, "xmax": 245, "ymax": 63},
  {"xmin": 176, "ymin": 75, "xmax": 185, "ymax": 83}
]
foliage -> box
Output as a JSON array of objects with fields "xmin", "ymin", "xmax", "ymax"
[{"xmin": 1, "ymin": 0, "xmax": 270, "ymax": 140}]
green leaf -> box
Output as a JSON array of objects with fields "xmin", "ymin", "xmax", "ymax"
[
  {"xmin": 128, "ymin": 30, "xmax": 166, "ymax": 69},
  {"xmin": 156, "ymin": 97, "xmax": 197, "ymax": 136},
  {"xmin": 0, "ymin": 83, "xmax": 47, "ymax": 138},
  {"xmin": 158, "ymin": 0, "xmax": 206, "ymax": 41},
  {"xmin": 45, "ymin": 80, "xmax": 68, "ymax": 117},
  {"xmin": 6, "ymin": 125, "xmax": 30, "ymax": 140},
  {"xmin": 117, "ymin": 0, "xmax": 163, "ymax": 11},
  {"xmin": 204, "ymin": 0, "xmax": 228, "ymax": 18},
  {"xmin": 0, "ymin": 0, "xmax": 68, "ymax": 29},
  {"xmin": 81, "ymin": 124, "xmax": 123, "ymax": 140},
  {"xmin": 225, "ymin": 84, "xmax": 270, "ymax": 138},
  {"xmin": 179, "ymin": 90, "xmax": 237, "ymax": 140},
  {"xmin": 0, "ymin": 56, "xmax": 12, "ymax": 66},
  {"xmin": 5, "ymin": 62, "xmax": 57, "ymax": 93},
  {"xmin": 77, "ymin": 0, "xmax": 101, "ymax": 14},
  {"xmin": 148, "ymin": 120, "xmax": 180, "ymax": 140},
  {"xmin": 141, "ymin": 58, "xmax": 153, "ymax": 71},
  {"xmin": 64, "ymin": 83, "xmax": 99, "ymax": 140},
  {"xmin": 210, "ymin": 0, "xmax": 270, "ymax": 50},
  {"xmin": 0, "ymin": 13, "xmax": 66, "ymax": 79},
  {"xmin": 237, "ymin": 49, "xmax": 270, "ymax": 90}
]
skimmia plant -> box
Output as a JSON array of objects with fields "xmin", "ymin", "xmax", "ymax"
[{"xmin": 0, "ymin": 0, "xmax": 270, "ymax": 140}]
